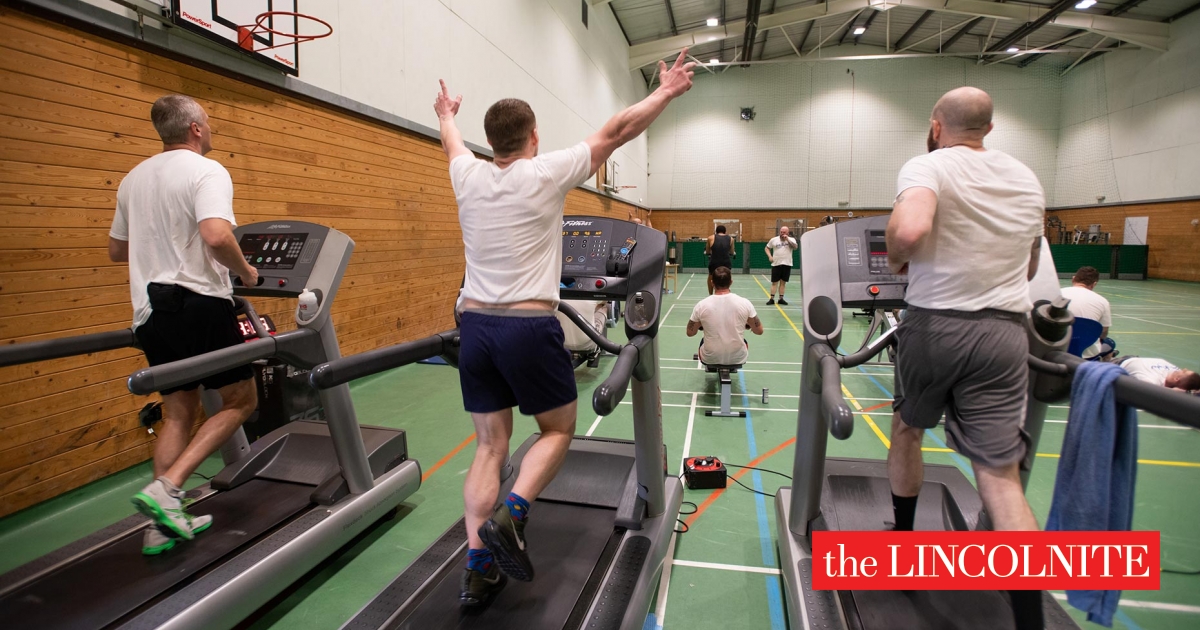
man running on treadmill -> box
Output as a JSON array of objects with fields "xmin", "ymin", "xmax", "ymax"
[
  {"xmin": 706, "ymin": 225, "xmax": 734, "ymax": 295},
  {"xmin": 435, "ymin": 51, "xmax": 695, "ymax": 606},
  {"xmin": 885, "ymin": 87, "xmax": 1046, "ymax": 629},
  {"xmin": 109, "ymin": 95, "xmax": 260, "ymax": 555}
]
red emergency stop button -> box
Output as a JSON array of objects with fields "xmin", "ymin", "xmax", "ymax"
[
  {"xmin": 595, "ymin": 279, "xmax": 605, "ymax": 289},
  {"xmin": 278, "ymin": 279, "xmax": 287, "ymax": 287},
  {"xmin": 868, "ymin": 285, "xmax": 880, "ymax": 296}
]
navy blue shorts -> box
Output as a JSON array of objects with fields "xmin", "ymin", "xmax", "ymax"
[{"xmin": 458, "ymin": 311, "xmax": 578, "ymax": 415}]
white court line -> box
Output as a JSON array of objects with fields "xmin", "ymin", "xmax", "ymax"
[
  {"xmin": 652, "ymin": 393, "xmax": 699, "ymax": 628},
  {"xmin": 671, "ymin": 559, "xmax": 782, "ymax": 575},
  {"xmin": 662, "ymin": 325, "xmax": 796, "ymax": 331},
  {"xmin": 1050, "ymin": 592, "xmax": 1200, "ymax": 615},
  {"xmin": 1113, "ymin": 315, "xmax": 1200, "ymax": 333},
  {"xmin": 659, "ymin": 275, "xmax": 696, "ymax": 328},
  {"xmin": 663, "ymin": 357, "xmax": 807, "ymax": 366},
  {"xmin": 584, "ymin": 415, "xmax": 604, "ymax": 436},
  {"xmin": 1043, "ymin": 419, "xmax": 1188, "ymax": 431}
]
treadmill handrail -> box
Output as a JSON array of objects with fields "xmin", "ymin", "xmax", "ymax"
[
  {"xmin": 593, "ymin": 335, "xmax": 649, "ymax": 416},
  {"xmin": 1032, "ymin": 351, "xmax": 1200, "ymax": 429},
  {"xmin": 0, "ymin": 328, "xmax": 137, "ymax": 368},
  {"xmin": 309, "ymin": 330, "xmax": 459, "ymax": 390},
  {"xmin": 127, "ymin": 329, "xmax": 316, "ymax": 395},
  {"xmin": 558, "ymin": 302, "xmax": 623, "ymax": 355},
  {"xmin": 837, "ymin": 326, "xmax": 897, "ymax": 369},
  {"xmin": 812, "ymin": 344, "xmax": 855, "ymax": 440}
]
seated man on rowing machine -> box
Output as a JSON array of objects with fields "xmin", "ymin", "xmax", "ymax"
[
  {"xmin": 686, "ymin": 266, "xmax": 763, "ymax": 364},
  {"xmin": 555, "ymin": 299, "xmax": 608, "ymax": 368}
]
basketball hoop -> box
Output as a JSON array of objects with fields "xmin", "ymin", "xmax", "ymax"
[{"xmin": 237, "ymin": 11, "xmax": 332, "ymax": 53}]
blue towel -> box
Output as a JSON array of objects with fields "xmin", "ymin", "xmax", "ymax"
[{"xmin": 1046, "ymin": 360, "xmax": 1139, "ymax": 628}]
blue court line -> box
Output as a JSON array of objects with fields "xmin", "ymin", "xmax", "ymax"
[
  {"xmin": 1116, "ymin": 608, "xmax": 1145, "ymax": 630},
  {"xmin": 738, "ymin": 371, "xmax": 787, "ymax": 630},
  {"xmin": 840, "ymin": 347, "xmax": 976, "ymax": 482}
]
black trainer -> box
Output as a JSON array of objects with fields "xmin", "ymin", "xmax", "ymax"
[
  {"xmin": 478, "ymin": 504, "xmax": 534, "ymax": 581},
  {"xmin": 460, "ymin": 562, "xmax": 506, "ymax": 606},
  {"xmin": 766, "ymin": 298, "xmax": 775, "ymax": 305},
  {"xmin": 777, "ymin": 298, "xmax": 789, "ymax": 306}
]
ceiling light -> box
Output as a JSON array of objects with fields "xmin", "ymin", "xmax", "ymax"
[
  {"xmin": 1075, "ymin": 0, "xmax": 1096, "ymax": 8},
  {"xmin": 707, "ymin": 18, "xmax": 719, "ymax": 27},
  {"xmin": 853, "ymin": 26, "xmax": 867, "ymax": 35},
  {"xmin": 710, "ymin": 58, "xmax": 720, "ymax": 64},
  {"xmin": 1007, "ymin": 46, "xmax": 1020, "ymax": 53}
]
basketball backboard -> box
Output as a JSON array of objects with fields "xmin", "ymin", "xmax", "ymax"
[{"xmin": 171, "ymin": 1, "xmax": 301, "ymax": 75}]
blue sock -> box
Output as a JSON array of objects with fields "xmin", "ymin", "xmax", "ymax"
[
  {"xmin": 505, "ymin": 492, "xmax": 530, "ymax": 522},
  {"xmin": 467, "ymin": 547, "xmax": 493, "ymax": 572}
]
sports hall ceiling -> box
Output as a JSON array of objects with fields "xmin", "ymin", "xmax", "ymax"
[{"xmin": 593, "ymin": 0, "xmax": 1198, "ymax": 82}]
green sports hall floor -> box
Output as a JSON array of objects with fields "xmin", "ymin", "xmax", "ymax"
[{"xmin": 1, "ymin": 275, "xmax": 1198, "ymax": 630}]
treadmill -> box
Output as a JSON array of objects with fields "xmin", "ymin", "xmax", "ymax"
[
  {"xmin": 774, "ymin": 215, "xmax": 1079, "ymax": 629},
  {"xmin": 0, "ymin": 221, "xmax": 422, "ymax": 630},
  {"xmin": 308, "ymin": 216, "xmax": 680, "ymax": 630}
]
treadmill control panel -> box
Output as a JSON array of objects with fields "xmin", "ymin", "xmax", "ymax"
[
  {"xmin": 231, "ymin": 222, "xmax": 333, "ymax": 298},
  {"xmin": 562, "ymin": 219, "xmax": 613, "ymax": 275},
  {"xmin": 837, "ymin": 222, "xmax": 906, "ymax": 308}
]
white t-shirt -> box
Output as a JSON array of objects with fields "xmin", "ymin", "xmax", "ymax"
[
  {"xmin": 766, "ymin": 236, "xmax": 798, "ymax": 266},
  {"xmin": 1121, "ymin": 358, "xmax": 1179, "ymax": 387},
  {"xmin": 1060, "ymin": 285, "xmax": 1112, "ymax": 358},
  {"xmin": 110, "ymin": 151, "xmax": 237, "ymax": 328},
  {"xmin": 896, "ymin": 147, "xmax": 1045, "ymax": 313},
  {"xmin": 690, "ymin": 293, "xmax": 757, "ymax": 365},
  {"xmin": 450, "ymin": 142, "xmax": 592, "ymax": 305}
]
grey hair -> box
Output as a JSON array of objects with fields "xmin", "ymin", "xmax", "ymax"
[{"xmin": 150, "ymin": 95, "xmax": 206, "ymax": 144}]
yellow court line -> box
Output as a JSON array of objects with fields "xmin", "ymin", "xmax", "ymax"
[
  {"xmin": 750, "ymin": 274, "xmax": 806, "ymax": 341},
  {"xmin": 751, "ymin": 272, "xmax": 893, "ymax": 451},
  {"xmin": 922, "ymin": 448, "xmax": 1200, "ymax": 468}
]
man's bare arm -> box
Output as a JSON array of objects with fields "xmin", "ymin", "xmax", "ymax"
[
  {"xmin": 433, "ymin": 80, "xmax": 471, "ymax": 162},
  {"xmin": 747, "ymin": 316, "xmax": 764, "ymax": 335},
  {"xmin": 706, "ymin": 235, "xmax": 713, "ymax": 255},
  {"xmin": 686, "ymin": 320, "xmax": 701, "ymax": 337},
  {"xmin": 108, "ymin": 237, "xmax": 128, "ymax": 263},
  {"xmin": 199, "ymin": 218, "xmax": 258, "ymax": 287},
  {"xmin": 586, "ymin": 50, "xmax": 695, "ymax": 175},
  {"xmin": 886, "ymin": 187, "xmax": 937, "ymax": 274},
  {"xmin": 1027, "ymin": 237, "xmax": 1042, "ymax": 281}
]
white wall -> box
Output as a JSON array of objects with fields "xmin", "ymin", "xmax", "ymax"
[
  {"xmin": 1055, "ymin": 11, "xmax": 1200, "ymax": 206},
  {"xmin": 297, "ymin": 0, "xmax": 650, "ymax": 202},
  {"xmin": 648, "ymin": 57, "xmax": 1062, "ymax": 209}
]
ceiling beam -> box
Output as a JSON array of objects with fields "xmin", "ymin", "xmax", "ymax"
[
  {"xmin": 796, "ymin": 20, "xmax": 815, "ymax": 53},
  {"xmin": 627, "ymin": 0, "xmax": 1169, "ymax": 67},
  {"xmin": 741, "ymin": 0, "xmax": 764, "ymax": 63},
  {"xmin": 1108, "ymin": 0, "xmax": 1149, "ymax": 17},
  {"xmin": 853, "ymin": 9, "xmax": 880, "ymax": 45},
  {"xmin": 894, "ymin": 9, "xmax": 934, "ymax": 50},
  {"xmin": 985, "ymin": 0, "xmax": 1075, "ymax": 55},
  {"xmin": 1017, "ymin": 28, "xmax": 1084, "ymax": 67},
  {"xmin": 663, "ymin": 0, "xmax": 678, "ymax": 36},
  {"xmin": 588, "ymin": 0, "xmax": 615, "ymax": 6},
  {"xmin": 939, "ymin": 15, "xmax": 984, "ymax": 51},
  {"xmin": 1169, "ymin": 1, "xmax": 1200, "ymax": 21}
]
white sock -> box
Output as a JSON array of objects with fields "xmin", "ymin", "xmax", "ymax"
[{"xmin": 157, "ymin": 476, "xmax": 184, "ymax": 498}]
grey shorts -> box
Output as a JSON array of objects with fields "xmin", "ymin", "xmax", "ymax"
[{"xmin": 893, "ymin": 307, "xmax": 1031, "ymax": 469}]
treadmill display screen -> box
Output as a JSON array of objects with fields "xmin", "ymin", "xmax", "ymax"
[
  {"xmin": 867, "ymin": 230, "xmax": 891, "ymax": 275},
  {"xmin": 240, "ymin": 233, "xmax": 308, "ymax": 270},
  {"xmin": 562, "ymin": 219, "xmax": 613, "ymax": 275}
]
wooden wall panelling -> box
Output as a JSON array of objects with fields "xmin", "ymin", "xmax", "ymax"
[
  {"xmin": 0, "ymin": 6, "xmax": 638, "ymax": 516},
  {"xmin": 1049, "ymin": 199, "xmax": 1200, "ymax": 282}
]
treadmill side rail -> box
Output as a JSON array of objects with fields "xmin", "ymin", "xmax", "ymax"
[{"xmin": 121, "ymin": 459, "xmax": 421, "ymax": 630}]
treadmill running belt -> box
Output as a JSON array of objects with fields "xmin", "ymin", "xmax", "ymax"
[
  {"xmin": 0, "ymin": 479, "xmax": 313, "ymax": 630},
  {"xmin": 387, "ymin": 502, "xmax": 617, "ymax": 630}
]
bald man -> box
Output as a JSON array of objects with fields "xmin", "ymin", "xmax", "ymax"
[{"xmin": 885, "ymin": 87, "xmax": 1046, "ymax": 629}]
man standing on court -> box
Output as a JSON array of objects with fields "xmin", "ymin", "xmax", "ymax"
[
  {"xmin": 885, "ymin": 87, "xmax": 1046, "ymax": 629},
  {"xmin": 434, "ymin": 51, "xmax": 695, "ymax": 606},
  {"xmin": 109, "ymin": 95, "xmax": 260, "ymax": 555},
  {"xmin": 705, "ymin": 225, "xmax": 734, "ymax": 295},
  {"xmin": 764, "ymin": 226, "xmax": 797, "ymax": 305}
]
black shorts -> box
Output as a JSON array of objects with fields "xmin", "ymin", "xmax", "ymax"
[
  {"xmin": 893, "ymin": 307, "xmax": 1031, "ymax": 468},
  {"xmin": 708, "ymin": 260, "xmax": 732, "ymax": 275},
  {"xmin": 770, "ymin": 265, "xmax": 792, "ymax": 283},
  {"xmin": 134, "ymin": 285, "xmax": 253, "ymax": 396},
  {"xmin": 458, "ymin": 310, "xmax": 578, "ymax": 415}
]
